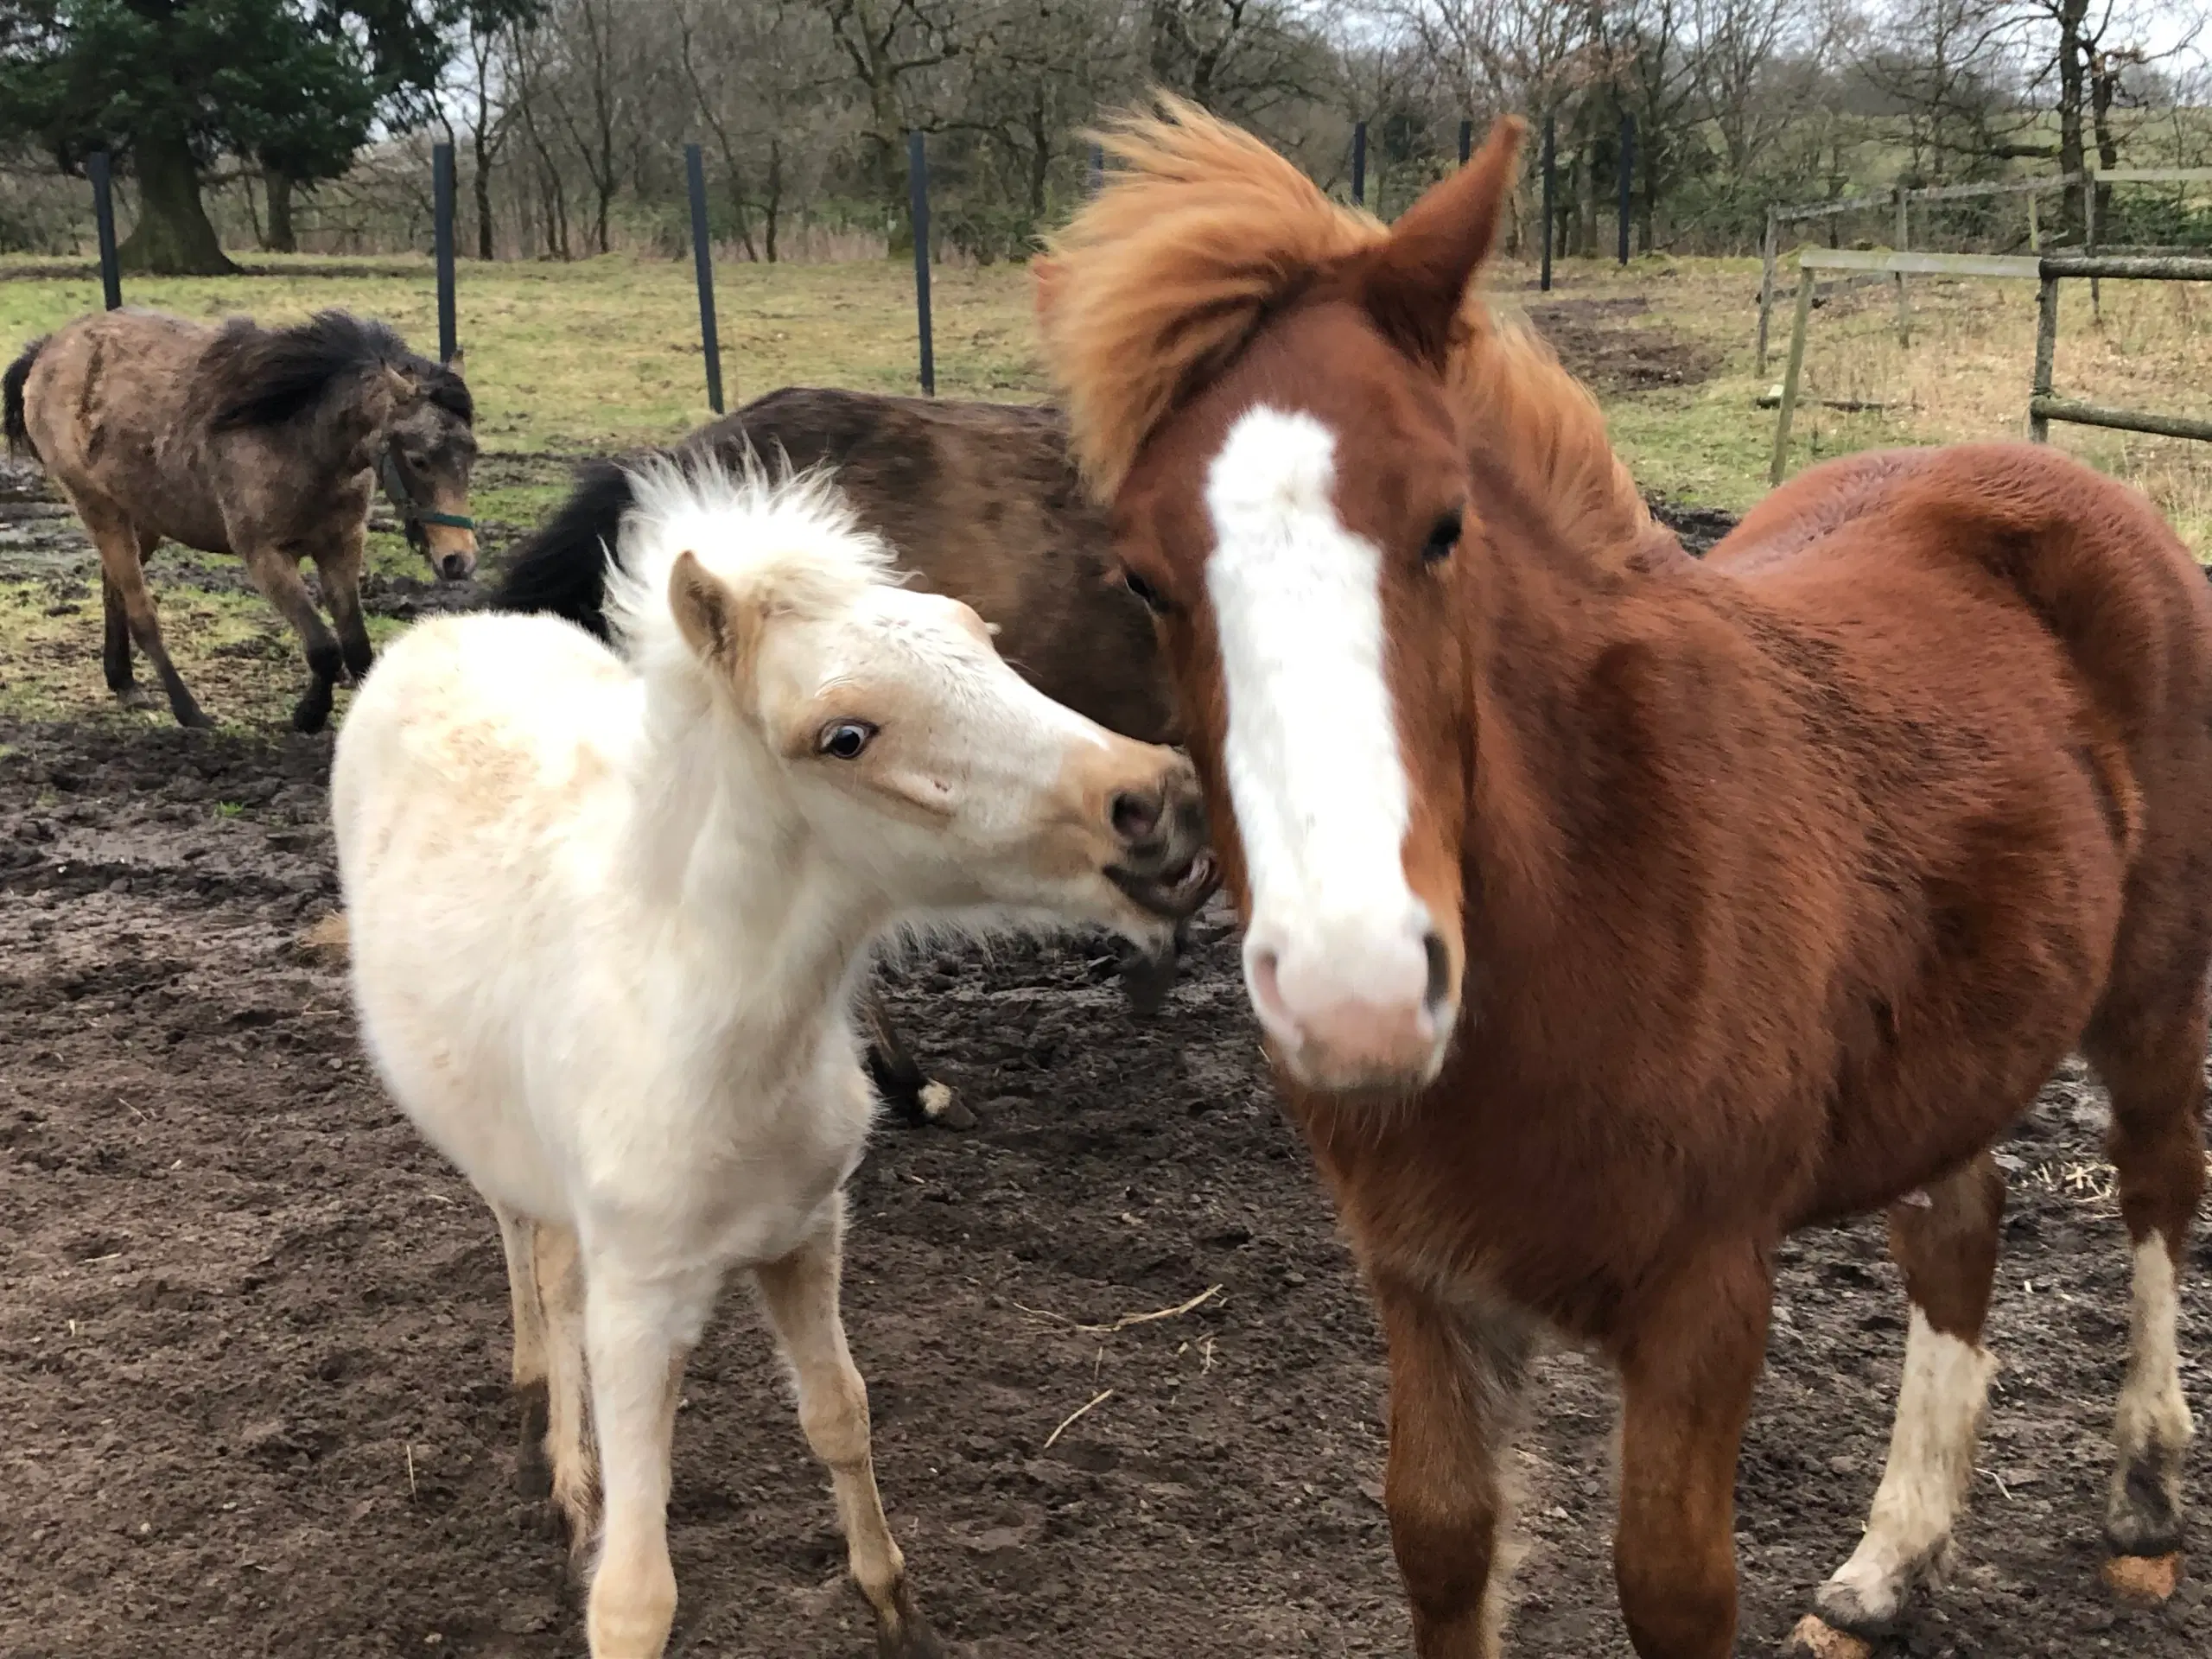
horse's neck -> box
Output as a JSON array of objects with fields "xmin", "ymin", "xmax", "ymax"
[
  {"xmin": 1460, "ymin": 503, "xmax": 1656, "ymax": 955},
  {"xmin": 622, "ymin": 690, "xmax": 887, "ymax": 1060},
  {"xmin": 1449, "ymin": 314, "xmax": 1659, "ymax": 569}
]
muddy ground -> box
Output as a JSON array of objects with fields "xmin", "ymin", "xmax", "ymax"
[
  {"xmin": 3, "ymin": 715, "xmax": 2208, "ymax": 1659},
  {"xmin": 3, "ymin": 346, "xmax": 2208, "ymax": 1656}
]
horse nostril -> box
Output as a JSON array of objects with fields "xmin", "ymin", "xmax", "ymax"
[
  {"xmin": 1111, "ymin": 789, "xmax": 1161, "ymax": 845},
  {"xmin": 1421, "ymin": 931, "xmax": 1452, "ymax": 1013},
  {"xmin": 441, "ymin": 554, "xmax": 470, "ymax": 581}
]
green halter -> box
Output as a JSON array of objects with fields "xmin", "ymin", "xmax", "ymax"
[{"xmin": 378, "ymin": 445, "xmax": 475, "ymax": 555}]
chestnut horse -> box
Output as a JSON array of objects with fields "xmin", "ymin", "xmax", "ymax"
[{"xmin": 1036, "ymin": 101, "xmax": 2209, "ymax": 1657}]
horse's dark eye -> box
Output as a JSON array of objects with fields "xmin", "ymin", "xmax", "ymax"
[
  {"xmin": 1122, "ymin": 569, "xmax": 1169, "ymax": 614},
  {"xmin": 1422, "ymin": 509, "xmax": 1463, "ymax": 565},
  {"xmin": 817, "ymin": 721, "xmax": 876, "ymax": 760}
]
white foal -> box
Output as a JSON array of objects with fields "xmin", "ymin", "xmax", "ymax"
[{"xmin": 332, "ymin": 461, "xmax": 1210, "ymax": 1659}]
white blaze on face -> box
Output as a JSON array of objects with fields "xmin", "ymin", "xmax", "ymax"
[{"xmin": 1203, "ymin": 405, "xmax": 1446, "ymax": 1087}]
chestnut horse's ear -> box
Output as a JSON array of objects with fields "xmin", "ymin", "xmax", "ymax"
[
  {"xmin": 1359, "ymin": 116, "xmax": 1527, "ymax": 369},
  {"xmin": 1032, "ymin": 254, "xmax": 1067, "ymax": 328}
]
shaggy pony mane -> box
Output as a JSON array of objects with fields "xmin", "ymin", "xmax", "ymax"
[{"xmin": 1037, "ymin": 95, "xmax": 1653, "ymax": 558}]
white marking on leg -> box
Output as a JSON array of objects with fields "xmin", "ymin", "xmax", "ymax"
[
  {"xmin": 2108, "ymin": 1231, "xmax": 2193, "ymax": 1552},
  {"xmin": 1817, "ymin": 1307, "xmax": 1994, "ymax": 1630},
  {"xmin": 1202, "ymin": 406, "xmax": 1440, "ymax": 1079}
]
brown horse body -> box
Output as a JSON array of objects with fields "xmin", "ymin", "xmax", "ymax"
[
  {"xmin": 3, "ymin": 308, "xmax": 478, "ymax": 732},
  {"xmin": 1039, "ymin": 103, "xmax": 2206, "ymax": 1657}
]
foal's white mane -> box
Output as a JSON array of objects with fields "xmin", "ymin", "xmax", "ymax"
[{"xmin": 601, "ymin": 454, "xmax": 901, "ymax": 690}]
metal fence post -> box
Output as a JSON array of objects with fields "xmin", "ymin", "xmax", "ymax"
[
  {"xmin": 1351, "ymin": 121, "xmax": 1367, "ymax": 208},
  {"xmin": 1540, "ymin": 113, "xmax": 1555, "ymax": 292},
  {"xmin": 433, "ymin": 143, "xmax": 457, "ymax": 364},
  {"xmin": 684, "ymin": 143, "xmax": 724, "ymax": 415},
  {"xmin": 908, "ymin": 131, "xmax": 934, "ymax": 397},
  {"xmin": 1459, "ymin": 119, "xmax": 1472, "ymax": 167},
  {"xmin": 1618, "ymin": 113, "xmax": 1633, "ymax": 264},
  {"xmin": 87, "ymin": 151, "xmax": 121, "ymax": 311}
]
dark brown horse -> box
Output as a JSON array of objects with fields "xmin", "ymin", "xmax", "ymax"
[
  {"xmin": 4, "ymin": 309, "xmax": 478, "ymax": 733},
  {"xmin": 491, "ymin": 387, "xmax": 1193, "ymax": 1122},
  {"xmin": 1038, "ymin": 100, "xmax": 2208, "ymax": 1658}
]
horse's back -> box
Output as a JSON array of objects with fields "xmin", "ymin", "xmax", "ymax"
[
  {"xmin": 1717, "ymin": 445, "xmax": 2212, "ymax": 774},
  {"xmin": 20, "ymin": 308, "xmax": 229, "ymax": 539},
  {"xmin": 334, "ymin": 611, "xmax": 633, "ymax": 867},
  {"xmin": 334, "ymin": 613, "xmax": 638, "ymax": 1212}
]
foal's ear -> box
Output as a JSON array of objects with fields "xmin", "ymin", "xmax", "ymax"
[
  {"xmin": 1359, "ymin": 117, "xmax": 1527, "ymax": 369},
  {"xmin": 669, "ymin": 550, "xmax": 762, "ymax": 682}
]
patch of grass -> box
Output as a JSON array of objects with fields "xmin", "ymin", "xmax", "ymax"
[
  {"xmin": 213, "ymin": 799, "xmax": 245, "ymax": 818},
  {"xmin": 6, "ymin": 247, "xmax": 2209, "ymax": 733},
  {"xmin": 1, "ymin": 251, "xmax": 1041, "ymax": 454}
]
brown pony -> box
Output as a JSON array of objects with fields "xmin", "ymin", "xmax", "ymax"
[
  {"xmin": 1037, "ymin": 100, "xmax": 2209, "ymax": 1658},
  {"xmin": 4, "ymin": 308, "xmax": 478, "ymax": 733}
]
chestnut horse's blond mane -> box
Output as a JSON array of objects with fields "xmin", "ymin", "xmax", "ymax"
[{"xmin": 1037, "ymin": 95, "xmax": 1652, "ymax": 556}]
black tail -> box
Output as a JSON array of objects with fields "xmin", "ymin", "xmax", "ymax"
[
  {"xmin": 3, "ymin": 335, "xmax": 46, "ymax": 461},
  {"xmin": 487, "ymin": 460, "xmax": 641, "ymax": 639}
]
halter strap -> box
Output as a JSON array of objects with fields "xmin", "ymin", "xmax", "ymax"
[{"xmin": 378, "ymin": 445, "xmax": 476, "ymax": 551}]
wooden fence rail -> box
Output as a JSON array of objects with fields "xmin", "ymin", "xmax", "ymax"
[{"xmin": 1768, "ymin": 248, "xmax": 2212, "ymax": 483}]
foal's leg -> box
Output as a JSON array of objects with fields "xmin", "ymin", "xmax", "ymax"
[
  {"xmin": 1794, "ymin": 1152, "xmax": 2005, "ymax": 1649},
  {"xmin": 1611, "ymin": 1248, "xmax": 1770, "ymax": 1659},
  {"xmin": 76, "ymin": 494, "xmax": 208, "ymax": 728},
  {"xmin": 313, "ymin": 529, "xmax": 375, "ymax": 683},
  {"xmin": 1370, "ymin": 1272, "xmax": 1534, "ymax": 1659},
  {"xmin": 493, "ymin": 1204, "xmax": 553, "ymax": 1500},
  {"xmin": 753, "ymin": 1198, "xmax": 943, "ymax": 1657},
  {"xmin": 581, "ymin": 1256, "xmax": 709, "ymax": 1659},
  {"xmin": 99, "ymin": 528, "xmax": 158, "ymax": 705},
  {"xmin": 536, "ymin": 1221, "xmax": 601, "ymax": 1554},
  {"xmin": 2084, "ymin": 983, "xmax": 2206, "ymax": 1598},
  {"xmin": 239, "ymin": 543, "xmax": 346, "ymax": 734}
]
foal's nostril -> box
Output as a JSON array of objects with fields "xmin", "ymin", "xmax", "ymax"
[
  {"xmin": 1421, "ymin": 931, "xmax": 1452, "ymax": 1014},
  {"xmin": 1111, "ymin": 789, "xmax": 1161, "ymax": 845}
]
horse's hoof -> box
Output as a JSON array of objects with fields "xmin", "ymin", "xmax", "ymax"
[
  {"xmin": 291, "ymin": 702, "xmax": 331, "ymax": 734},
  {"xmin": 177, "ymin": 707, "xmax": 217, "ymax": 731},
  {"xmin": 867, "ymin": 1578, "xmax": 947, "ymax": 1658},
  {"xmin": 114, "ymin": 683, "xmax": 156, "ymax": 712},
  {"xmin": 1781, "ymin": 1614, "xmax": 1874, "ymax": 1659},
  {"xmin": 2103, "ymin": 1551, "xmax": 2183, "ymax": 1605},
  {"xmin": 918, "ymin": 1081, "xmax": 975, "ymax": 1131}
]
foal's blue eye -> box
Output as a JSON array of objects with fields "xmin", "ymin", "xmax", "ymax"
[{"xmin": 818, "ymin": 721, "xmax": 875, "ymax": 760}]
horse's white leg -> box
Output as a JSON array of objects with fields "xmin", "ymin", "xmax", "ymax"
[
  {"xmin": 535, "ymin": 1220, "xmax": 600, "ymax": 1554},
  {"xmin": 1792, "ymin": 1154, "xmax": 2005, "ymax": 1654},
  {"xmin": 492, "ymin": 1204, "xmax": 552, "ymax": 1499},
  {"xmin": 581, "ymin": 1261, "xmax": 708, "ymax": 1659},
  {"xmin": 753, "ymin": 1196, "xmax": 943, "ymax": 1658},
  {"xmin": 2084, "ymin": 984, "xmax": 2204, "ymax": 1600}
]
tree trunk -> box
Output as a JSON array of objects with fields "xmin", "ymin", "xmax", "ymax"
[
  {"xmin": 118, "ymin": 129, "xmax": 236, "ymax": 276},
  {"xmin": 265, "ymin": 169, "xmax": 297, "ymax": 254},
  {"xmin": 2090, "ymin": 51, "xmax": 2122, "ymax": 240},
  {"xmin": 2056, "ymin": 0, "xmax": 2088, "ymax": 238},
  {"xmin": 474, "ymin": 132, "xmax": 497, "ymax": 259}
]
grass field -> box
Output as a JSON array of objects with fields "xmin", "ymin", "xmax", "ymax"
[{"xmin": 3, "ymin": 245, "xmax": 2210, "ymax": 730}]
